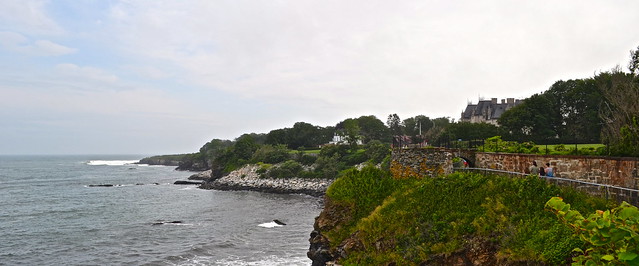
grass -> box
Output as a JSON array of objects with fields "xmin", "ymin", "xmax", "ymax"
[
  {"xmin": 534, "ymin": 143, "xmax": 605, "ymax": 155},
  {"xmin": 289, "ymin": 149, "xmax": 321, "ymax": 154},
  {"xmin": 324, "ymin": 168, "xmax": 614, "ymax": 265}
]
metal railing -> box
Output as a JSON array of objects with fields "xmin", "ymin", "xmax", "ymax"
[{"xmin": 454, "ymin": 167, "xmax": 639, "ymax": 205}]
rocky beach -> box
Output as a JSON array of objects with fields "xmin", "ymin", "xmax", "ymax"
[{"xmin": 197, "ymin": 164, "xmax": 334, "ymax": 197}]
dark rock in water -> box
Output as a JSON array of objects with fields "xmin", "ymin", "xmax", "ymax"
[
  {"xmin": 273, "ymin": 219, "xmax": 286, "ymax": 225},
  {"xmin": 173, "ymin": 181, "xmax": 202, "ymax": 185},
  {"xmin": 153, "ymin": 183, "xmax": 160, "ymax": 185},
  {"xmin": 188, "ymin": 170, "xmax": 212, "ymax": 180},
  {"xmin": 136, "ymin": 183, "xmax": 144, "ymax": 185},
  {"xmin": 88, "ymin": 184, "xmax": 114, "ymax": 187},
  {"xmin": 152, "ymin": 220, "xmax": 183, "ymax": 225}
]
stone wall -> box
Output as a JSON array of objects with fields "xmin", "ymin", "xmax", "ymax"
[
  {"xmin": 390, "ymin": 148, "xmax": 454, "ymax": 179},
  {"xmin": 474, "ymin": 153, "xmax": 639, "ymax": 189},
  {"xmin": 392, "ymin": 148, "xmax": 639, "ymax": 189}
]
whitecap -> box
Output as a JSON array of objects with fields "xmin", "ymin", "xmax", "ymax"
[
  {"xmin": 86, "ymin": 160, "xmax": 138, "ymax": 166},
  {"xmin": 257, "ymin": 221, "xmax": 283, "ymax": 228}
]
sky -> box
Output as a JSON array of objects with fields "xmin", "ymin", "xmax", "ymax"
[{"xmin": 1, "ymin": 0, "xmax": 638, "ymax": 155}]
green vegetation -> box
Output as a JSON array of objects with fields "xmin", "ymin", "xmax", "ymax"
[
  {"xmin": 496, "ymin": 45, "xmax": 639, "ymax": 157},
  {"xmin": 472, "ymin": 136, "xmax": 607, "ymax": 156},
  {"xmin": 534, "ymin": 144, "xmax": 606, "ymax": 155},
  {"xmin": 546, "ymin": 197, "xmax": 639, "ymax": 265},
  {"xmin": 323, "ymin": 168, "xmax": 614, "ymax": 265}
]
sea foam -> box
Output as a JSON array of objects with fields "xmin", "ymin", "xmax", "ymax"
[{"xmin": 86, "ymin": 160, "xmax": 138, "ymax": 166}]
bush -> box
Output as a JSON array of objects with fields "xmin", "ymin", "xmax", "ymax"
[
  {"xmin": 295, "ymin": 152, "xmax": 317, "ymax": 166},
  {"xmin": 343, "ymin": 149, "xmax": 368, "ymax": 165},
  {"xmin": 546, "ymin": 197, "xmax": 639, "ymax": 265},
  {"xmin": 251, "ymin": 144, "xmax": 290, "ymax": 164},
  {"xmin": 314, "ymin": 153, "xmax": 345, "ymax": 179},
  {"xmin": 266, "ymin": 160, "xmax": 303, "ymax": 178},
  {"xmin": 365, "ymin": 140, "xmax": 390, "ymax": 164}
]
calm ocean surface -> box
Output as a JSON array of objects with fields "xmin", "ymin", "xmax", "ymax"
[{"xmin": 0, "ymin": 155, "xmax": 321, "ymax": 266}]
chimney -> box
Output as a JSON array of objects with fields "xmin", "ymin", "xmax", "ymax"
[
  {"xmin": 501, "ymin": 99, "xmax": 505, "ymax": 104},
  {"xmin": 507, "ymin": 98, "xmax": 514, "ymax": 105},
  {"xmin": 491, "ymin": 98, "xmax": 497, "ymax": 104}
]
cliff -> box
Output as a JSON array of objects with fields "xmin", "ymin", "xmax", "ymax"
[
  {"xmin": 137, "ymin": 154, "xmax": 187, "ymax": 166},
  {"xmin": 307, "ymin": 167, "xmax": 614, "ymax": 265}
]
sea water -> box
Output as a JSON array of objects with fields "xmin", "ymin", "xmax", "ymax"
[{"xmin": 0, "ymin": 155, "xmax": 321, "ymax": 265}]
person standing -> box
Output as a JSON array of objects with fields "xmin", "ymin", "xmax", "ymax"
[
  {"xmin": 545, "ymin": 163, "xmax": 554, "ymax": 177},
  {"xmin": 529, "ymin": 161, "xmax": 540, "ymax": 176}
]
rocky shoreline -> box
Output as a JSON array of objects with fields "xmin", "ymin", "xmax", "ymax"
[{"xmin": 197, "ymin": 165, "xmax": 334, "ymax": 197}]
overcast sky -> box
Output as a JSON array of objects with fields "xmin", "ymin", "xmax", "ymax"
[{"xmin": 1, "ymin": 0, "xmax": 638, "ymax": 155}]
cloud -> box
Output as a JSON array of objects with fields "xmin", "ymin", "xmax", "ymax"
[
  {"xmin": 105, "ymin": 0, "xmax": 639, "ymax": 121},
  {"xmin": 0, "ymin": 0, "xmax": 64, "ymax": 35},
  {"xmin": 55, "ymin": 63, "xmax": 119, "ymax": 83},
  {"xmin": 0, "ymin": 31, "xmax": 76, "ymax": 56}
]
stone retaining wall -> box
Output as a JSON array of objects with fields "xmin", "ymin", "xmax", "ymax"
[
  {"xmin": 392, "ymin": 148, "xmax": 639, "ymax": 189},
  {"xmin": 390, "ymin": 148, "xmax": 454, "ymax": 179},
  {"xmin": 474, "ymin": 153, "xmax": 639, "ymax": 189}
]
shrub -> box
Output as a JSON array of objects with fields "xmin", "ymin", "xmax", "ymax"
[
  {"xmin": 296, "ymin": 153, "xmax": 317, "ymax": 165},
  {"xmin": 266, "ymin": 160, "xmax": 303, "ymax": 178},
  {"xmin": 251, "ymin": 144, "xmax": 290, "ymax": 164},
  {"xmin": 546, "ymin": 197, "xmax": 639, "ymax": 265}
]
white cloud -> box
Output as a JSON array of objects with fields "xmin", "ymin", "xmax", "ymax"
[
  {"xmin": 0, "ymin": 0, "xmax": 64, "ymax": 35},
  {"xmin": 104, "ymin": 0, "xmax": 639, "ymax": 121},
  {"xmin": 55, "ymin": 63, "xmax": 119, "ymax": 83},
  {"xmin": 0, "ymin": 31, "xmax": 76, "ymax": 56}
]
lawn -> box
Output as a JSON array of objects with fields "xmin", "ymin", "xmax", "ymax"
[{"xmin": 534, "ymin": 143, "xmax": 605, "ymax": 155}]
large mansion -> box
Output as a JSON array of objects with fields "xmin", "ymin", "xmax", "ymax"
[{"xmin": 460, "ymin": 98, "xmax": 522, "ymax": 126}]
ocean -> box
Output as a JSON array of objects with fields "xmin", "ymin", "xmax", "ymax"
[{"xmin": 0, "ymin": 155, "xmax": 321, "ymax": 266}]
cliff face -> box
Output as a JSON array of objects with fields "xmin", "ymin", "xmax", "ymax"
[
  {"xmin": 307, "ymin": 197, "xmax": 352, "ymax": 265},
  {"xmin": 137, "ymin": 156, "xmax": 182, "ymax": 166},
  {"xmin": 307, "ymin": 198, "xmax": 534, "ymax": 266}
]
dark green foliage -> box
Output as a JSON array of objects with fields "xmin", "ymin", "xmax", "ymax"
[
  {"xmin": 364, "ymin": 140, "xmax": 390, "ymax": 164},
  {"xmin": 343, "ymin": 149, "xmax": 368, "ymax": 165},
  {"xmin": 319, "ymin": 144, "xmax": 349, "ymax": 159},
  {"xmin": 294, "ymin": 151, "xmax": 317, "ymax": 166},
  {"xmin": 313, "ymin": 153, "xmax": 345, "ymax": 179},
  {"xmin": 265, "ymin": 160, "xmax": 303, "ymax": 178},
  {"xmin": 325, "ymin": 170, "xmax": 612, "ymax": 265},
  {"xmin": 498, "ymin": 93, "xmax": 559, "ymax": 142},
  {"xmin": 386, "ymin": 113, "xmax": 403, "ymax": 136},
  {"xmin": 265, "ymin": 122, "xmax": 334, "ymax": 149},
  {"xmin": 233, "ymin": 134, "xmax": 259, "ymax": 161},
  {"xmin": 250, "ymin": 144, "xmax": 290, "ymax": 164},
  {"xmin": 443, "ymin": 122, "xmax": 504, "ymax": 141},
  {"xmin": 356, "ymin": 115, "xmax": 391, "ymax": 143}
]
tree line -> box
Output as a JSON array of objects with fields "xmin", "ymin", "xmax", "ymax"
[{"xmin": 497, "ymin": 45, "xmax": 639, "ymax": 157}]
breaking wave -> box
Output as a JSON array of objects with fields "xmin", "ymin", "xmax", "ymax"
[{"xmin": 86, "ymin": 160, "xmax": 138, "ymax": 166}]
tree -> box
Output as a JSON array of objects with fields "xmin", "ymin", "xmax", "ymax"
[
  {"xmin": 386, "ymin": 114, "xmax": 403, "ymax": 136},
  {"xmin": 265, "ymin": 122, "xmax": 334, "ymax": 149},
  {"xmin": 444, "ymin": 122, "xmax": 502, "ymax": 141},
  {"xmin": 597, "ymin": 68, "xmax": 639, "ymax": 156},
  {"xmin": 546, "ymin": 79, "xmax": 603, "ymax": 143},
  {"xmin": 342, "ymin": 119, "xmax": 361, "ymax": 151},
  {"xmin": 498, "ymin": 94, "xmax": 559, "ymax": 142},
  {"xmin": 629, "ymin": 45, "xmax": 639, "ymax": 75},
  {"xmin": 356, "ymin": 115, "xmax": 391, "ymax": 143},
  {"xmin": 233, "ymin": 134, "xmax": 259, "ymax": 161}
]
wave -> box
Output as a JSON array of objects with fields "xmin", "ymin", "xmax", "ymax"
[
  {"xmin": 86, "ymin": 160, "xmax": 138, "ymax": 166},
  {"xmin": 257, "ymin": 221, "xmax": 284, "ymax": 228}
]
